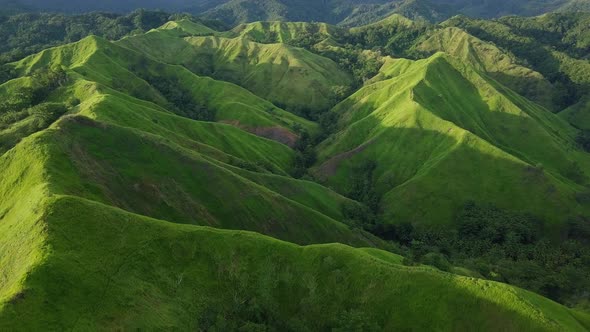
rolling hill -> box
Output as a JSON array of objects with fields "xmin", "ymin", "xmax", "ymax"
[
  {"xmin": 315, "ymin": 52, "xmax": 590, "ymax": 227},
  {"xmin": 0, "ymin": 193, "xmax": 588, "ymax": 330},
  {"xmin": 118, "ymin": 24, "xmax": 353, "ymax": 114},
  {"xmin": 1, "ymin": 34, "xmax": 378, "ymax": 247},
  {"xmin": 0, "ymin": 14, "xmax": 590, "ymax": 330}
]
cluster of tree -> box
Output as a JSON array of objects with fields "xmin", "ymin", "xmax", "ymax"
[
  {"xmin": 346, "ymin": 20, "xmax": 430, "ymax": 58},
  {"xmin": 372, "ymin": 202, "xmax": 590, "ymax": 306},
  {"xmin": 0, "ymin": 10, "xmax": 225, "ymax": 64},
  {"xmin": 317, "ymin": 46, "xmax": 383, "ymax": 88},
  {"xmin": 139, "ymin": 70, "xmax": 215, "ymax": 122},
  {"xmin": 291, "ymin": 126, "xmax": 316, "ymax": 179},
  {"xmin": 0, "ymin": 67, "xmax": 67, "ymax": 126},
  {"xmin": 577, "ymin": 130, "xmax": 590, "ymax": 152},
  {"xmin": 0, "ymin": 67, "xmax": 71, "ymax": 153}
]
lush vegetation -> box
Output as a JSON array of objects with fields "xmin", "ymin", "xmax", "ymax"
[
  {"xmin": 0, "ymin": 10, "xmax": 222, "ymax": 64},
  {"xmin": 445, "ymin": 13, "xmax": 590, "ymax": 111},
  {"xmin": 378, "ymin": 202, "xmax": 590, "ymax": 307},
  {"xmin": 1, "ymin": 8, "xmax": 590, "ymax": 330}
]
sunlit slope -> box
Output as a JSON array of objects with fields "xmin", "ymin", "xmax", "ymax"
[
  {"xmin": 0, "ymin": 193, "xmax": 587, "ymax": 331},
  {"xmin": 159, "ymin": 19, "xmax": 217, "ymax": 36},
  {"xmin": 49, "ymin": 116, "xmax": 371, "ymax": 245},
  {"xmin": 413, "ymin": 27, "xmax": 555, "ymax": 110},
  {"xmin": 0, "ymin": 35, "xmax": 374, "ymax": 246},
  {"xmin": 118, "ymin": 26, "xmax": 353, "ymax": 112},
  {"xmin": 226, "ymin": 21, "xmax": 342, "ymax": 43},
  {"xmin": 442, "ymin": 14, "xmax": 590, "ymax": 114},
  {"xmin": 10, "ymin": 35, "xmax": 317, "ymax": 146},
  {"xmin": 317, "ymin": 52, "xmax": 590, "ymax": 226}
]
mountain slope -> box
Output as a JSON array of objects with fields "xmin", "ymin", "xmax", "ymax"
[
  {"xmin": 118, "ymin": 26, "xmax": 353, "ymax": 114},
  {"xmin": 316, "ymin": 52, "xmax": 590, "ymax": 226},
  {"xmin": 0, "ymin": 191, "xmax": 587, "ymax": 330},
  {"xmin": 443, "ymin": 13, "xmax": 590, "ymax": 114},
  {"xmin": 412, "ymin": 26, "xmax": 556, "ymax": 110},
  {"xmin": 0, "ymin": 35, "xmax": 377, "ymax": 247}
]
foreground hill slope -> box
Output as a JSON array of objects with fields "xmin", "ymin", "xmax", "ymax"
[
  {"xmin": 317, "ymin": 52, "xmax": 590, "ymax": 226},
  {"xmin": 0, "ymin": 188, "xmax": 587, "ymax": 330}
]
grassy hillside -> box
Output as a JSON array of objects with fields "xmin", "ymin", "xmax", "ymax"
[
  {"xmin": 12, "ymin": 35, "xmax": 318, "ymax": 145},
  {"xmin": 0, "ymin": 192, "xmax": 587, "ymax": 330},
  {"xmin": 118, "ymin": 25, "xmax": 353, "ymax": 114},
  {"xmin": 0, "ymin": 34, "xmax": 379, "ymax": 248},
  {"xmin": 413, "ymin": 27, "xmax": 555, "ymax": 110},
  {"xmin": 226, "ymin": 21, "xmax": 343, "ymax": 44},
  {"xmin": 316, "ymin": 52, "xmax": 590, "ymax": 227},
  {"xmin": 1, "ymin": 12, "xmax": 590, "ymax": 329},
  {"xmin": 561, "ymin": 96, "xmax": 590, "ymax": 130},
  {"xmin": 444, "ymin": 13, "xmax": 590, "ymax": 113}
]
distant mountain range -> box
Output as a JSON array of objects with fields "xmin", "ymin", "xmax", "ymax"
[{"xmin": 4, "ymin": 0, "xmax": 590, "ymax": 24}]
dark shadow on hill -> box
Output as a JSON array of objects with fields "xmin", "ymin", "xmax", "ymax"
[{"xmin": 316, "ymin": 116, "xmax": 589, "ymax": 229}]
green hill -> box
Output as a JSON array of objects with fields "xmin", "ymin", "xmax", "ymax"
[
  {"xmin": 413, "ymin": 27, "xmax": 555, "ymax": 110},
  {"xmin": 0, "ymin": 35, "xmax": 377, "ymax": 247},
  {"xmin": 118, "ymin": 25, "xmax": 353, "ymax": 114},
  {"xmin": 316, "ymin": 52, "xmax": 590, "ymax": 227},
  {"xmin": 12, "ymin": 35, "xmax": 317, "ymax": 146},
  {"xmin": 226, "ymin": 21, "xmax": 343, "ymax": 44},
  {"xmin": 0, "ymin": 192, "xmax": 587, "ymax": 330},
  {"xmin": 443, "ymin": 13, "xmax": 590, "ymax": 113},
  {"xmin": 159, "ymin": 19, "xmax": 217, "ymax": 36},
  {"xmin": 1, "ymin": 12, "xmax": 590, "ymax": 330}
]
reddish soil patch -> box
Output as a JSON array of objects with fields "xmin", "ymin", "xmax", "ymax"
[
  {"xmin": 250, "ymin": 126, "xmax": 298, "ymax": 147},
  {"xmin": 221, "ymin": 120, "xmax": 298, "ymax": 147},
  {"xmin": 316, "ymin": 140, "xmax": 374, "ymax": 179}
]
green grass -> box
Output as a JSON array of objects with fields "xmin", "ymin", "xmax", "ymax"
[
  {"xmin": 11, "ymin": 35, "xmax": 317, "ymax": 144},
  {"xmin": 118, "ymin": 26, "xmax": 353, "ymax": 113},
  {"xmin": 561, "ymin": 96, "xmax": 590, "ymax": 130},
  {"xmin": 159, "ymin": 19, "xmax": 217, "ymax": 36},
  {"xmin": 0, "ymin": 194, "xmax": 587, "ymax": 330},
  {"xmin": 316, "ymin": 52, "xmax": 590, "ymax": 226},
  {"xmin": 226, "ymin": 21, "xmax": 342, "ymax": 44},
  {"xmin": 413, "ymin": 27, "xmax": 555, "ymax": 110},
  {"xmin": 0, "ymin": 34, "xmax": 374, "ymax": 247},
  {"xmin": 1, "ymin": 17, "xmax": 590, "ymax": 330}
]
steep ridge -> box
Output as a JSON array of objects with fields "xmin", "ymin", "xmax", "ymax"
[
  {"xmin": 443, "ymin": 14, "xmax": 590, "ymax": 114},
  {"xmin": 118, "ymin": 25, "xmax": 353, "ymax": 114},
  {"xmin": 13, "ymin": 35, "xmax": 317, "ymax": 146},
  {"xmin": 412, "ymin": 27, "xmax": 555, "ymax": 110},
  {"xmin": 0, "ymin": 35, "xmax": 376, "ymax": 247},
  {"xmin": 316, "ymin": 52, "xmax": 590, "ymax": 226}
]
